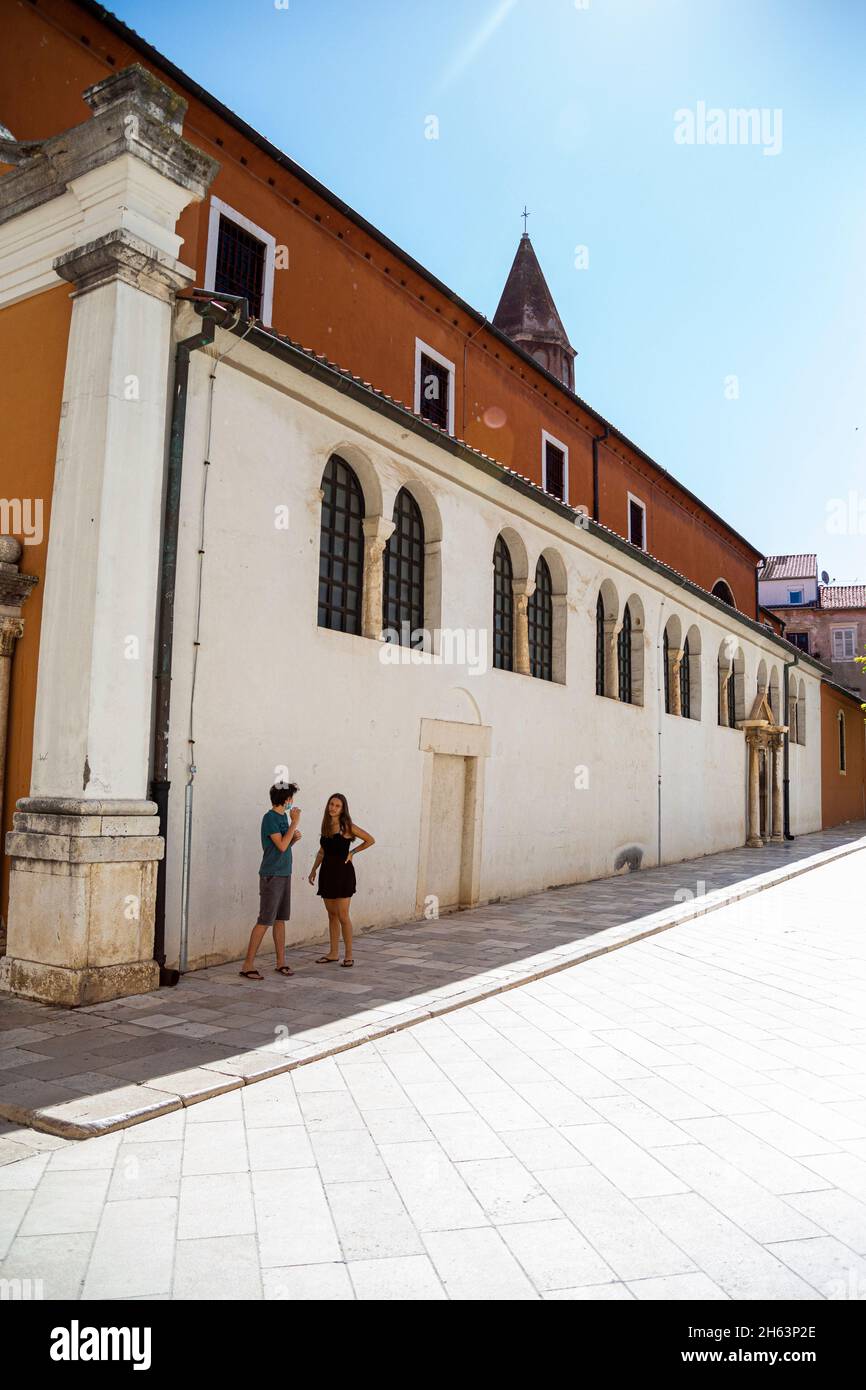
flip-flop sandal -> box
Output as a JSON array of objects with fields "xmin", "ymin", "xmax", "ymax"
[
  {"xmin": 341, "ymin": 959, "xmax": 354, "ymax": 968},
  {"xmin": 316, "ymin": 956, "xmax": 339, "ymax": 964},
  {"xmin": 239, "ymin": 969, "xmax": 264, "ymax": 980},
  {"xmin": 274, "ymin": 966, "xmax": 294, "ymax": 977}
]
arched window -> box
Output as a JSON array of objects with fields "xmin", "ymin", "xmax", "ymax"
[
  {"xmin": 712, "ymin": 579, "xmax": 736, "ymax": 608},
  {"xmin": 382, "ymin": 488, "xmax": 425, "ymax": 645},
  {"xmin": 528, "ymin": 556, "xmax": 553, "ymax": 681},
  {"xmin": 663, "ymin": 628, "xmax": 671, "ymax": 713},
  {"xmin": 318, "ymin": 454, "xmax": 365, "ymax": 634},
  {"xmin": 797, "ymin": 680, "xmax": 806, "ymax": 745},
  {"xmin": 493, "ymin": 535, "xmax": 514, "ymax": 672},
  {"xmin": 618, "ymin": 603, "xmax": 633, "ymax": 703},
  {"xmin": 727, "ymin": 666, "xmax": 737, "ymax": 727},
  {"xmin": 838, "ymin": 710, "xmax": 847, "ymax": 772},
  {"xmin": 595, "ymin": 593, "xmax": 605, "ymax": 696},
  {"xmin": 680, "ymin": 635, "xmax": 691, "ymax": 718}
]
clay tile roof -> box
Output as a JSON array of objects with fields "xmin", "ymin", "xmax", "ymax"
[
  {"xmin": 820, "ymin": 584, "xmax": 866, "ymax": 609},
  {"xmin": 759, "ymin": 554, "xmax": 817, "ymax": 581},
  {"xmin": 492, "ymin": 235, "xmax": 574, "ymax": 351}
]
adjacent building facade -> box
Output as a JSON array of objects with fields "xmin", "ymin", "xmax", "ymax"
[
  {"xmin": 0, "ymin": 1, "xmax": 861, "ymax": 1004},
  {"xmin": 759, "ymin": 555, "xmax": 866, "ymax": 701}
]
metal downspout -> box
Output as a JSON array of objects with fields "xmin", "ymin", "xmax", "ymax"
[
  {"xmin": 783, "ymin": 653, "xmax": 799, "ymax": 840},
  {"xmin": 150, "ymin": 293, "xmax": 247, "ymax": 985},
  {"xmin": 592, "ymin": 426, "xmax": 608, "ymax": 522}
]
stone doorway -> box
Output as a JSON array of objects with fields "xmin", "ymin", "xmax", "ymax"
[
  {"xmin": 742, "ymin": 692, "xmax": 786, "ymax": 848},
  {"xmin": 415, "ymin": 716, "xmax": 490, "ymax": 918}
]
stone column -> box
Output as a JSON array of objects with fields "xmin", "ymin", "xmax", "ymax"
[
  {"xmin": 719, "ymin": 669, "xmax": 731, "ymax": 726},
  {"xmin": 361, "ymin": 515, "xmax": 395, "ymax": 640},
  {"xmin": 770, "ymin": 734, "xmax": 785, "ymax": 843},
  {"xmin": 0, "ymin": 67, "xmax": 218, "ymax": 1006},
  {"xmin": 670, "ymin": 646, "xmax": 684, "ymax": 717},
  {"xmin": 746, "ymin": 733, "xmax": 763, "ymax": 847},
  {"xmin": 512, "ymin": 578, "xmax": 535, "ymax": 676},
  {"xmin": 603, "ymin": 616, "xmax": 618, "ymax": 698}
]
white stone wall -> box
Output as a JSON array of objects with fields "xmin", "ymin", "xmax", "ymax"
[
  {"xmin": 162, "ymin": 320, "xmax": 824, "ymax": 968},
  {"xmin": 759, "ymin": 577, "xmax": 818, "ymax": 608}
]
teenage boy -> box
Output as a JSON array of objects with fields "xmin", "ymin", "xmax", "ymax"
[{"xmin": 239, "ymin": 783, "xmax": 301, "ymax": 980}]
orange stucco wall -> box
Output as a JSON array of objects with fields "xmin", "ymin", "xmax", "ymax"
[
  {"xmin": 821, "ymin": 684, "xmax": 866, "ymax": 828},
  {"xmin": 2, "ymin": 0, "xmax": 761, "ymax": 617},
  {"xmin": 0, "ymin": 285, "xmax": 72, "ymax": 920}
]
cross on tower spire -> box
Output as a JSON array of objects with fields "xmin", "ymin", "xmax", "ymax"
[{"xmin": 521, "ymin": 205, "xmax": 530, "ymax": 235}]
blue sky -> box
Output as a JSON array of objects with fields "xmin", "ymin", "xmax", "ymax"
[{"xmin": 111, "ymin": 0, "xmax": 866, "ymax": 581}]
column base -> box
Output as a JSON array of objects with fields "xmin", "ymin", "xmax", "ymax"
[
  {"xmin": 746, "ymin": 835, "xmax": 764, "ymax": 848},
  {"xmin": 2, "ymin": 797, "xmax": 163, "ymax": 1009},
  {"xmin": 0, "ymin": 955, "xmax": 159, "ymax": 1008}
]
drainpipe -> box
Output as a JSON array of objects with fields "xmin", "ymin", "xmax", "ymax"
[
  {"xmin": 591, "ymin": 425, "xmax": 608, "ymax": 522},
  {"xmin": 782, "ymin": 653, "xmax": 799, "ymax": 840},
  {"xmin": 150, "ymin": 292, "xmax": 248, "ymax": 985},
  {"xmin": 656, "ymin": 596, "xmax": 667, "ymax": 867}
]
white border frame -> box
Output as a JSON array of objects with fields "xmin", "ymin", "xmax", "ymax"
[
  {"xmin": 831, "ymin": 625, "xmax": 857, "ymax": 660},
  {"xmin": 414, "ymin": 339, "xmax": 455, "ymax": 435},
  {"xmin": 627, "ymin": 491, "xmax": 647, "ymax": 549},
  {"xmin": 205, "ymin": 195, "xmax": 276, "ymax": 327},
  {"xmin": 541, "ymin": 430, "xmax": 569, "ymax": 504}
]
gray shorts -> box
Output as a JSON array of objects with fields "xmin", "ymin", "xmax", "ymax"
[{"xmin": 257, "ymin": 875, "xmax": 292, "ymax": 927}]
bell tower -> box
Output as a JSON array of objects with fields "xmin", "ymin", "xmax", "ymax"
[{"xmin": 492, "ymin": 230, "xmax": 576, "ymax": 390}]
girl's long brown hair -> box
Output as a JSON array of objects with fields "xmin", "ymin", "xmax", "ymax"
[{"xmin": 322, "ymin": 793, "xmax": 352, "ymax": 837}]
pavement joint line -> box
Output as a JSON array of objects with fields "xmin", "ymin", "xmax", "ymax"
[{"xmin": 1, "ymin": 832, "xmax": 864, "ymax": 1141}]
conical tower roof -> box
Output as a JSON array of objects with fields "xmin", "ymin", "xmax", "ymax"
[{"xmin": 492, "ymin": 234, "xmax": 575, "ymax": 354}]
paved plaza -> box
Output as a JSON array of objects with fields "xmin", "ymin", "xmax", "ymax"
[
  {"xmin": 0, "ymin": 836, "xmax": 865, "ymax": 1300},
  {"xmin": 0, "ymin": 822, "xmax": 863, "ymax": 1140}
]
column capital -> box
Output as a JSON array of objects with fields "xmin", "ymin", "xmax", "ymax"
[
  {"xmin": 0, "ymin": 536, "xmax": 38, "ymax": 613},
  {"xmin": 0, "ymin": 617, "xmax": 24, "ymax": 658},
  {"xmin": 0, "ymin": 64, "xmax": 218, "ymax": 228},
  {"xmin": 54, "ymin": 228, "xmax": 194, "ymax": 303},
  {"xmin": 362, "ymin": 514, "xmax": 396, "ymax": 550}
]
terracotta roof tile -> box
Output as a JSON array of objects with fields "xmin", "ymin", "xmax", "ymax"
[
  {"xmin": 820, "ymin": 584, "xmax": 866, "ymax": 610},
  {"xmin": 759, "ymin": 554, "xmax": 817, "ymax": 581}
]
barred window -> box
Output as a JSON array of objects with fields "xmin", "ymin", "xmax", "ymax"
[
  {"xmin": 595, "ymin": 593, "xmax": 605, "ymax": 695},
  {"xmin": 418, "ymin": 354, "xmax": 451, "ymax": 430},
  {"xmin": 680, "ymin": 636, "xmax": 691, "ymax": 718},
  {"xmin": 727, "ymin": 667, "xmax": 737, "ymax": 727},
  {"xmin": 214, "ymin": 214, "xmax": 265, "ymax": 319},
  {"xmin": 318, "ymin": 455, "xmax": 365, "ymax": 634},
  {"xmin": 528, "ymin": 556, "xmax": 553, "ymax": 681},
  {"xmin": 383, "ymin": 488, "xmax": 425, "ymax": 644},
  {"xmin": 493, "ymin": 535, "xmax": 514, "ymax": 672},
  {"xmin": 544, "ymin": 440, "xmax": 565, "ymax": 501},
  {"xmin": 618, "ymin": 603, "xmax": 633, "ymax": 703},
  {"xmin": 838, "ymin": 710, "xmax": 847, "ymax": 772}
]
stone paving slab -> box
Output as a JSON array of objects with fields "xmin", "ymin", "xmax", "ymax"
[
  {"xmin": 2, "ymin": 850, "xmax": 865, "ymax": 1301},
  {"xmin": 0, "ymin": 822, "xmax": 864, "ymax": 1142}
]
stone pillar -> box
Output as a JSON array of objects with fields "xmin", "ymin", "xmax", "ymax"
[
  {"xmin": 670, "ymin": 647, "xmax": 684, "ymax": 717},
  {"xmin": 512, "ymin": 578, "xmax": 535, "ymax": 676},
  {"xmin": 770, "ymin": 734, "xmax": 785, "ymax": 843},
  {"xmin": 746, "ymin": 733, "xmax": 763, "ymax": 847},
  {"xmin": 362, "ymin": 515, "xmax": 395, "ymax": 640},
  {"xmin": 603, "ymin": 616, "xmax": 618, "ymax": 698},
  {"xmin": 0, "ymin": 67, "xmax": 218, "ymax": 1006},
  {"xmin": 719, "ymin": 669, "xmax": 731, "ymax": 727}
]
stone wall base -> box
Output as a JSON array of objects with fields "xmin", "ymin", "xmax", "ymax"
[{"xmin": 0, "ymin": 955, "xmax": 159, "ymax": 1007}]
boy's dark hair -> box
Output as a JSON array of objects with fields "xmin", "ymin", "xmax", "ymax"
[{"xmin": 270, "ymin": 782, "xmax": 298, "ymax": 806}]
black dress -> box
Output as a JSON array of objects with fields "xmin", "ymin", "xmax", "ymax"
[{"xmin": 317, "ymin": 833, "xmax": 357, "ymax": 899}]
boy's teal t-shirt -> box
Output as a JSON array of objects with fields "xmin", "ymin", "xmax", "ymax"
[{"xmin": 260, "ymin": 808, "xmax": 293, "ymax": 876}]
